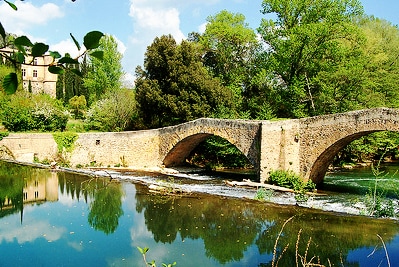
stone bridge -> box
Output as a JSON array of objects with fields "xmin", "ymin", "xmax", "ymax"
[{"xmin": 1, "ymin": 108, "xmax": 399, "ymax": 184}]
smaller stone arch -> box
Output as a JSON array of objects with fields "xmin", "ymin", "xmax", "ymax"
[
  {"xmin": 300, "ymin": 108, "xmax": 399, "ymax": 184},
  {"xmin": 308, "ymin": 131, "xmax": 375, "ymax": 184}
]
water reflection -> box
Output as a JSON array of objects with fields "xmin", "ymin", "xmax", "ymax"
[
  {"xmin": 0, "ymin": 161, "xmax": 398, "ymax": 267},
  {"xmin": 135, "ymin": 191, "xmax": 398, "ymax": 266}
]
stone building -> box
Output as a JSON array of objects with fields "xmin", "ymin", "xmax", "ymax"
[
  {"xmin": 21, "ymin": 54, "xmax": 58, "ymax": 98},
  {"xmin": 1, "ymin": 48, "xmax": 58, "ymax": 97}
]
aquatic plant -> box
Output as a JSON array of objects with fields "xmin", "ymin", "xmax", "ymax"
[
  {"xmin": 137, "ymin": 246, "xmax": 176, "ymax": 267},
  {"xmin": 364, "ymin": 150, "xmax": 398, "ymax": 218}
]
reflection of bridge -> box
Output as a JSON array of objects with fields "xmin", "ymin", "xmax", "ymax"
[{"xmin": 1, "ymin": 108, "xmax": 399, "ymax": 183}]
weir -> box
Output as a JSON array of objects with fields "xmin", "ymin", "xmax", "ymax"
[{"xmin": 1, "ymin": 108, "xmax": 398, "ymax": 183}]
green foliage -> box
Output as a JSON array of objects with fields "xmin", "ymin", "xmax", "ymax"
[
  {"xmin": 52, "ymin": 132, "xmax": 78, "ymax": 153},
  {"xmin": 338, "ymin": 131, "xmax": 399, "ymax": 164},
  {"xmin": 135, "ymin": 35, "xmax": 233, "ymax": 128},
  {"xmin": 187, "ymin": 135, "xmax": 252, "ymax": 169},
  {"xmin": 68, "ymin": 95, "xmax": 87, "ymax": 119},
  {"xmin": 88, "ymin": 182, "xmax": 124, "ymax": 234},
  {"xmin": 56, "ymin": 63, "xmax": 89, "ymax": 105},
  {"xmin": 0, "ymin": 131, "xmax": 9, "ymax": 140},
  {"xmin": 363, "ymin": 154, "xmax": 398, "ymax": 218},
  {"xmin": 83, "ymin": 35, "xmax": 123, "ymax": 105},
  {"xmin": 269, "ymin": 170, "xmax": 315, "ymax": 200},
  {"xmin": 85, "ymin": 89, "xmax": 138, "ymax": 132},
  {"xmin": 258, "ymin": 0, "xmax": 364, "ymax": 118},
  {"xmin": 199, "ymin": 10, "xmax": 260, "ymax": 114},
  {"xmin": 137, "ymin": 246, "xmax": 177, "ymax": 267},
  {"xmin": 1, "ymin": 31, "xmax": 103, "ymax": 94},
  {"xmin": 0, "ymin": 93, "xmax": 68, "ymax": 132},
  {"xmin": 1, "ymin": 2, "xmax": 103, "ymax": 94}
]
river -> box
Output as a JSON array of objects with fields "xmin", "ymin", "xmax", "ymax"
[{"xmin": 0, "ymin": 161, "xmax": 398, "ymax": 267}]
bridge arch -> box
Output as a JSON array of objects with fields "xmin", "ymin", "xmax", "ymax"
[
  {"xmin": 300, "ymin": 108, "xmax": 399, "ymax": 184},
  {"xmin": 158, "ymin": 118, "xmax": 262, "ymax": 169},
  {"xmin": 162, "ymin": 133, "xmax": 255, "ymax": 167}
]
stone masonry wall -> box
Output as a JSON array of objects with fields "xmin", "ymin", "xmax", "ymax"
[
  {"xmin": 0, "ymin": 133, "xmax": 57, "ymax": 162},
  {"xmin": 70, "ymin": 130, "xmax": 161, "ymax": 168},
  {"xmin": 259, "ymin": 120, "xmax": 301, "ymax": 183}
]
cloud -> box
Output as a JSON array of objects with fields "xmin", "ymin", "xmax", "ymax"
[
  {"xmin": 50, "ymin": 39, "xmax": 81, "ymax": 58},
  {"xmin": 0, "ymin": 218, "xmax": 66, "ymax": 244},
  {"xmin": 0, "ymin": 2, "xmax": 63, "ymax": 35},
  {"xmin": 129, "ymin": 3, "xmax": 185, "ymax": 43},
  {"xmin": 126, "ymin": 0, "xmax": 188, "ymax": 69}
]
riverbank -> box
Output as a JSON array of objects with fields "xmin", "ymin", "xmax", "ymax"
[{"xmin": 4, "ymin": 159, "xmax": 399, "ymax": 220}]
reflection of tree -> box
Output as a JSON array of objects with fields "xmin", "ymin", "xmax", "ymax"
[
  {"xmin": 135, "ymin": 184, "xmax": 398, "ymax": 265},
  {"xmin": 58, "ymin": 172, "xmax": 125, "ymax": 234},
  {"xmin": 135, "ymin": 188, "xmax": 266, "ymax": 264},
  {"xmin": 87, "ymin": 181, "xmax": 124, "ymax": 234},
  {"xmin": 256, "ymin": 209, "xmax": 397, "ymax": 266}
]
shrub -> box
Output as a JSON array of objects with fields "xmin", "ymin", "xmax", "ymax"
[
  {"xmin": 1, "ymin": 92, "xmax": 69, "ymax": 132},
  {"xmin": 85, "ymin": 89, "xmax": 138, "ymax": 132},
  {"xmin": 269, "ymin": 169, "xmax": 316, "ymax": 201}
]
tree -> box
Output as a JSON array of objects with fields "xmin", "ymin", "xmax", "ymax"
[
  {"xmin": 83, "ymin": 35, "xmax": 124, "ymax": 105},
  {"xmin": 356, "ymin": 16, "xmax": 399, "ymax": 108},
  {"xmin": 69, "ymin": 95, "xmax": 86, "ymax": 119},
  {"xmin": 199, "ymin": 10, "xmax": 259, "ymax": 115},
  {"xmin": 135, "ymin": 35, "xmax": 233, "ymax": 128},
  {"xmin": 258, "ymin": 0, "xmax": 364, "ymax": 118}
]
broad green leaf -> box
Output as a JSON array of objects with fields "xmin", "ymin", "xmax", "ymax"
[
  {"xmin": 16, "ymin": 52, "xmax": 25, "ymax": 64},
  {"xmin": 0, "ymin": 22, "xmax": 5, "ymax": 41},
  {"xmin": 32, "ymin": 43, "xmax": 49, "ymax": 57},
  {"xmin": 3, "ymin": 72, "xmax": 18, "ymax": 94},
  {"xmin": 90, "ymin": 50, "xmax": 104, "ymax": 60},
  {"xmin": 4, "ymin": 0, "xmax": 17, "ymax": 11},
  {"xmin": 48, "ymin": 66, "xmax": 64, "ymax": 75},
  {"xmin": 70, "ymin": 68, "xmax": 83, "ymax": 77},
  {"xmin": 14, "ymin": 36, "xmax": 33, "ymax": 47},
  {"xmin": 70, "ymin": 33, "xmax": 81, "ymax": 51},
  {"xmin": 15, "ymin": 45, "xmax": 27, "ymax": 57},
  {"xmin": 83, "ymin": 31, "xmax": 104, "ymax": 50},
  {"xmin": 58, "ymin": 57, "xmax": 79, "ymax": 64},
  {"xmin": 50, "ymin": 51, "xmax": 62, "ymax": 59}
]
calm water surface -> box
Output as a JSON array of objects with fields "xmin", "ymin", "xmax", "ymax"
[{"xmin": 0, "ymin": 161, "xmax": 398, "ymax": 267}]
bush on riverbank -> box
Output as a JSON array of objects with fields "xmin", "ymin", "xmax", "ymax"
[{"xmin": 0, "ymin": 92, "xmax": 68, "ymax": 132}]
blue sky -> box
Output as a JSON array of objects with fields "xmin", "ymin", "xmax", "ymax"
[{"xmin": 0, "ymin": 0, "xmax": 398, "ymax": 85}]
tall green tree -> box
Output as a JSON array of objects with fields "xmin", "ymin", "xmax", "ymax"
[
  {"xmin": 199, "ymin": 10, "xmax": 259, "ymax": 115},
  {"xmin": 83, "ymin": 35, "xmax": 123, "ymax": 105},
  {"xmin": 135, "ymin": 35, "xmax": 233, "ymax": 128},
  {"xmin": 258, "ymin": 0, "xmax": 364, "ymax": 118},
  {"xmin": 56, "ymin": 58, "xmax": 88, "ymax": 105},
  {"xmin": 357, "ymin": 16, "xmax": 399, "ymax": 108}
]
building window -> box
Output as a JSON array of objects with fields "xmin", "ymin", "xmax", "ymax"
[
  {"xmin": 22, "ymin": 69, "xmax": 26, "ymax": 77},
  {"xmin": 34, "ymin": 58, "xmax": 38, "ymax": 65},
  {"xmin": 33, "ymin": 70, "xmax": 38, "ymax": 78}
]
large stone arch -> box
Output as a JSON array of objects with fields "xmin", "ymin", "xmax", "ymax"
[
  {"xmin": 162, "ymin": 133, "xmax": 256, "ymax": 167},
  {"xmin": 158, "ymin": 118, "xmax": 262, "ymax": 169},
  {"xmin": 299, "ymin": 108, "xmax": 399, "ymax": 184}
]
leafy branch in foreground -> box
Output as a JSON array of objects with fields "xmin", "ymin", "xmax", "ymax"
[{"xmin": 0, "ymin": 1, "xmax": 104, "ymax": 94}]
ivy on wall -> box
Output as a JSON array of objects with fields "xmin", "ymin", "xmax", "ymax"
[{"xmin": 52, "ymin": 132, "xmax": 78, "ymax": 153}]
